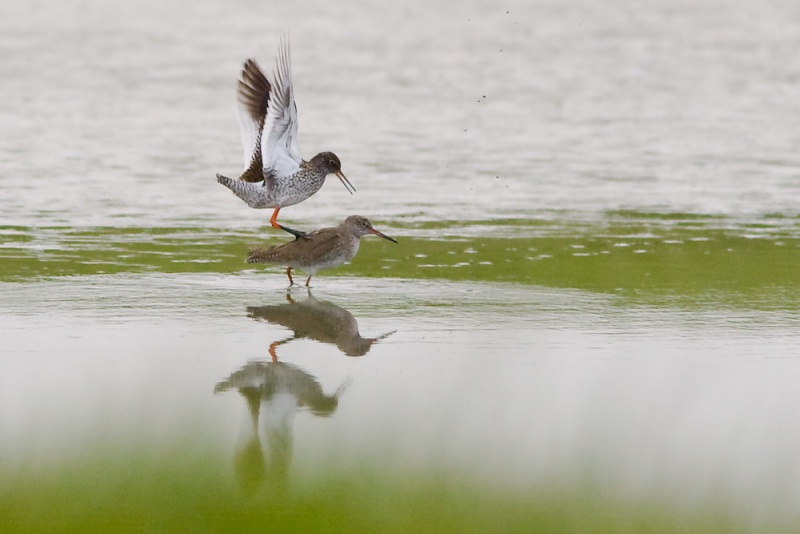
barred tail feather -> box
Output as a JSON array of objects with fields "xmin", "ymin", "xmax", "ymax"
[{"xmin": 217, "ymin": 173, "xmax": 268, "ymax": 208}]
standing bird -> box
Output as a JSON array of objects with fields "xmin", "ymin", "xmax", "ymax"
[
  {"xmin": 247, "ymin": 215, "xmax": 397, "ymax": 287},
  {"xmin": 216, "ymin": 39, "xmax": 355, "ymax": 235}
]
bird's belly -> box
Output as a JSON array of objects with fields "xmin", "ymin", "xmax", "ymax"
[
  {"xmin": 273, "ymin": 178, "xmax": 324, "ymax": 207},
  {"xmin": 292, "ymin": 253, "xmax": 348, "ymax": 275},
  {"xmin": 295, "ymin": 256, "xmax": 347, "ymax": 272},
  {"xmin": 293, "ymin": 240, "xmax": 358, "ymax": 276},
  {"xmin": 245, "ymin": 187, "xmax": 277, "ymax": 209}
]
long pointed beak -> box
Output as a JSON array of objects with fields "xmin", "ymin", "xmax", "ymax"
[
  {"xmin": 335, "ymin": 171, "xmax": 356, "ymax": 194},
  {"xmin": 371, "ymin": 228, "xmax": 398, "ymax": 244}
]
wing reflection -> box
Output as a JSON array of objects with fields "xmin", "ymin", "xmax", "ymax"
[
  {"xmin": 215, "ymin": 290, "xmax": 391, "ymax": 493},
  {"xmin": 247, "ymin": 290, "xmax": 395, "ymax": 358},
  {"xmin": 214, "ymin": 360, "xmax": 347, "ymax": 494}
]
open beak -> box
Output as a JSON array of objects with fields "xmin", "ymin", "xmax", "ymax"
[
  {"xmin": 371, "ymin": 228, "xmax": 398, "ymax": 244},
  {"xmin": 335, "ymin": 171, "xmax": 356, "ymax": 195}
]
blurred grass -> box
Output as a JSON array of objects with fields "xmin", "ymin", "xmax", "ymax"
[{"xmin": 0, "ymin": 450, "xmax": 760, "ymax": 534}]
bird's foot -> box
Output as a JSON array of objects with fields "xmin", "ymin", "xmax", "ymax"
[{"xmin": 276, "ymin": 224, "xmax": 311, "ymax": 240}]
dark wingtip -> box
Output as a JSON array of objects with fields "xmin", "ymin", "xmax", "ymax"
[{"xmin": 237, "ymin": 59, "xmax": 271, "ymax": 123}]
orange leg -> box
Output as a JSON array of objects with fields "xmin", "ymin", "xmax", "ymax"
[
  {"xmin": 286, "ymin": 267, "xmax": 294, "ymax": 286},
  {"xmin": 268, "ymin": 336, "xmax": 294, "ymax": 362},
  {"xmin": 269, "ymin": 207, "xmax": 281, "ymax": 229},
  {"xmin": 270, "ymin": 207, "xmax": 311, "ymax": 240},
  {"xmin": 268, "ymin": 341, "xmax": 279, "ymax": 362}
]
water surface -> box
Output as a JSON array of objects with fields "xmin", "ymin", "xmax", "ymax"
[{"xmin": 1, "ymin": 0, "xmax": 800, "ymax": 531}]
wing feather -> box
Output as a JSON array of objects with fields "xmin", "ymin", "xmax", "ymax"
[{"xmin": 262, "ymin": 37, "xmax": 302, "ymax": 178}]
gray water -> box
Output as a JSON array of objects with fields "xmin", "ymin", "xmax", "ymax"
[
  {"xmin": 1, "ymin": 0, "xmax": 800, "ymax": 530},
  {"xmin": 1, "ymin": 0, "xmax": 799, "ymax": 228}
]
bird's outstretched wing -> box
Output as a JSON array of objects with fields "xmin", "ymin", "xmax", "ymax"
[
  {"xmin": 261, "ymin": 37, "xmax": 302, "ymax": 179},
  {"xmin": 236, "ymin": 59, "xmax": 271, "ymax": 182}
]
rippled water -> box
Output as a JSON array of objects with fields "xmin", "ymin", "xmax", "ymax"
[
  {"xmin": 1, "ymin": 0, "xmax": 800, "ymax": 531},
  {"xmin": 1, "ymin": 0, "xmax": 799, "ymax": 229}
]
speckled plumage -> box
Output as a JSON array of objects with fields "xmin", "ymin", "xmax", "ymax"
[
  {"xmin": 216, "ymin": 39, "xmax": 354, "ymax": 231},
  {"xmin": 247, "ymin": 215, "xmax": 397, "ymax": 286},
  {"xmin": 217, "ymin": 154, "xmax": 341, "ymax": 209}
]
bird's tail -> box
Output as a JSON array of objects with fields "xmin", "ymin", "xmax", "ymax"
[{"xmin": 217, "ymin": 173, "xmax": 266, "ymax": 207}]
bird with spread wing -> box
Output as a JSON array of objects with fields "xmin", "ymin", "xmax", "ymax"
[{"xmin": 216, "ymin": 38, "xmax": 355, "ymax": 236}]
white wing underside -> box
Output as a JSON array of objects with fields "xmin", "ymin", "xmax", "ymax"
[
  {"xmin": 237, "ymin": 106, "xmax": 261, "ymax": 170},
  {"xmin": 263, "ymin": 39, "xmax": 302, "ymax": 178}
]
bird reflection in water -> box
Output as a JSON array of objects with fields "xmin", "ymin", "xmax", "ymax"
[
  {"xmin": 247, "ymin": 289, "xmax": 395, "ymax": 359},
  {"xmin": 215, "ymin": 290, "xmax": 393, "ymax": 494},
  {"xmin": 214, "ymin": 360, "xmax": 347, "ymax": 494}
]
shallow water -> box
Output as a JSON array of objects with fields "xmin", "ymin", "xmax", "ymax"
[{"xmin": 1, "ymin": 0, "xmax": 800, "ymax": 531}]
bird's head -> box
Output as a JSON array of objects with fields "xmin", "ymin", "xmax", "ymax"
[
  {"xmin": 313, "ymin": 151, "xmax": 355, "ymax": 194},
  {"xmin": 344, "ymin": 215, "xmax": 398, "ymax": 243}
]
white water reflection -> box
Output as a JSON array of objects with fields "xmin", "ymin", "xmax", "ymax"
[
  {"xmin": 215, "ymin": 360, "xmax": 347, "ymax": 494},
  {"xmin": 1, "ymin": 274, "xmax": 799, "ymax": 527},
  {"xmin": 214, "ymin": 289, "xmax": 391, "ymax": 493}
]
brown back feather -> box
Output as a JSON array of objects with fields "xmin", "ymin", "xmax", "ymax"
[{"xmin": 246, "ymin": 229, "xmax": 341, "ymax": 265}]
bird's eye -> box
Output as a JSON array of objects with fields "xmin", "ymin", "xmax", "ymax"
[{"xmin": 329, "ymin": 159, "xmax": 336, "ymax": 166}]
